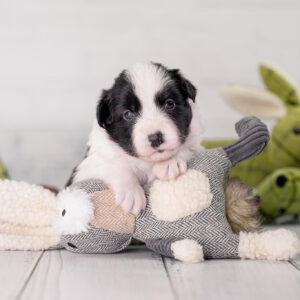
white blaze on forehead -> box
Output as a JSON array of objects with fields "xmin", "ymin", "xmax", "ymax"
[
  {"xmin": 127, "ymin": 63, "xmax": 180, "ymax": 159},
  {"xmin": 126, "ymin": 62, "xmax": 170, "ymax": 107}
]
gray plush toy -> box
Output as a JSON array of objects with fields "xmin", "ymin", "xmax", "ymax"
[
  {"xmin": 52, "ymin": 116, "xmax": 299, "ymax": 262},
  {"xmin": 0, "ymin": 117, "xmax": 299, "ymax": 262}
]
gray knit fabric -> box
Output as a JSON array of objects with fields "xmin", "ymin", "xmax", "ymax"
[
  {"xmin": 223, "ymin": 116, "xmax": 270, "ymax": 167},
  {"xmin": 59, "ymin": 116, "xmax": 269, "ymax": 259},
  {"xmin": 61, "ymin": 226, "xmax": 132, "ymax": 254}
]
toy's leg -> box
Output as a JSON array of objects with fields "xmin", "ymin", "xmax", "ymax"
[
  {"xmin": 146, "ymin": 238, "xmax": 204, "ymax": 263},
  {"xmin": 239, "ymin": 229, "xmax": 300, "ymax": 260}
]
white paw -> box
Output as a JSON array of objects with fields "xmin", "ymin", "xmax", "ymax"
[
  {"xmin": 239, "ymin": 229, "xmax": 300, "ymax": 261},
  {"xmin": 153, "ymin": 157, "xmax": 187, "ymax": 181},
  {"xmin": 115, "ymin": 184, "xmax": 146, "ymax": 215},
  {"xmin": 171, "ymin": 239, "xmax": 204, "ymax": 263}
]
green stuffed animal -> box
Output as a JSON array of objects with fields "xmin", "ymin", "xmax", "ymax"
[
  {"xmin": 203, "ymin": 63, "xmax": 300, "ymax": 220},
  {"xmin": 0, "ymin": 158, "xmax": 8, "ymax": 180}
]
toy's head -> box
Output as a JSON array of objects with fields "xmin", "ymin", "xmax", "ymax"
[
  {"xmin": 221, "ymin": 63, "xmax": 300, "ymax": 170},
  {"xmin": 268, "ymin": 109, "xmax": 300, "ymax": 169},
  {"xmin": 258, "ymin": 168, "xmax": 300, "ymax": 218}
]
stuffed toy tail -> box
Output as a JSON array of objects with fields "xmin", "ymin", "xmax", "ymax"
[{"xmin": 225, "ymin": 178, "xmax": 262, "ymax": 234}]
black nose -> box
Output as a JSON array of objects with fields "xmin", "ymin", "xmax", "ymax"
[{"xmin": 148, "ymin": 131, "xmax": 164, "ymax": 148}]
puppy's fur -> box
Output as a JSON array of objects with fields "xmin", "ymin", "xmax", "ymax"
[
  {"xmin": 67, "ymin": 62, "xmax": 261, "ymax": 233},
  {"xmin": 72, "ymin": 62, "xmax": 204, "ymax": 215}
]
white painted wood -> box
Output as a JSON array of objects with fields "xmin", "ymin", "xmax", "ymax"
[
  {"xmin": 0, "ymin": 129, "xmax": 89, "ymax": 189},
  {"xmin": 19, "ymin": 247, "xmax": 175, "ymax": 300},
  {"xmin": 164, "ymin": 257, "xmax": 300, "ymax": 300},
  {"xmin": 0, "ymin": 250, "xmax": 43, "ymax": 300},
  {"xmin": 1, "ymin": 0, "xmax": 300, "ymax": 186},
  {"xmin": 164, "ymin": 224, "xmax": 300, "ymax": 300}
]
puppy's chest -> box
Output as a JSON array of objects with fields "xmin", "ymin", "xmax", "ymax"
[{"xmin": 132, "ymin": 161, "xmax": 155, "ymax": 185}]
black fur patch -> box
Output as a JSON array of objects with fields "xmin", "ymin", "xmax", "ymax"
[
  {"xmin": 154, "ymin": 66, "xmax": 194, "ymax": 142},
  {"xmin": 97, "ymin": 71, "xmax": 141, "ymax": 156}
]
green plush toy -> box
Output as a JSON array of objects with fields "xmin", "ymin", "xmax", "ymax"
[
  {"xmin": 0, "ymin": 158, "xmax": 8, "ymax": 180},
  {"xmin": 203, "ymin": 63, "xmax": 300, "ymax": 220}
]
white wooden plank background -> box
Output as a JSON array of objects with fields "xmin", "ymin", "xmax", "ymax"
[
  {"xmin": 1, "ymin": 0, "xmax": 300, "ymax": 188},
  {"xmin": 0, "ymin": 225, "xmax": 299, "ymax": 300},
  {"xmin": 0, "ymin": 1, "xmax": 300, "ymax": 299}
]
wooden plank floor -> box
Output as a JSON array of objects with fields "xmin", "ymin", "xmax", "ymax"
[{"xmin": 0, "ymin": 225, "xmax": 299, "ymax": 300}]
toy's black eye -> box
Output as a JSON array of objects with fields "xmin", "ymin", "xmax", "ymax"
[
  {"xmin": 288, "ymin": 100, "xmax": 298, "ymax": 106},
  {"xmin": 67, "ymin": 242, "xmax": 77, "ymax": 249},
  {"xmin": 293, "ymin": 127, "xmax": 300, "ymax": 135},
  {"xmin": 279, "ymin": 208, "xmax": 286, "ymax": 214},
  {"xmin": 123, "ymin": 110, "xmax": 135, "ymax": 121},
  {"xmin": 164, "ymin": 99, "xmax": 175, "ymax": 110},
  {"xmin": 276, "ymin": 175, "xmax": 287, "ymax": 187}
]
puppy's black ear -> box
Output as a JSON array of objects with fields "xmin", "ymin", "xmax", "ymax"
[
  {"xmin": 96, "ymin": 90, "xmax": 113, "ymax": 128},
  {"xmin": 170, "ymin": 69, "xmax": 197, "ymax": 102},
  {"xmin": 182, "ymin": 78, "xmax": 197, "ymax": 102}
]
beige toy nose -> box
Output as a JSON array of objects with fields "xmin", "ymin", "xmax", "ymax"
[{"xmin": 148, "ymin": 131, "xmax": 164, "ymax": 148}]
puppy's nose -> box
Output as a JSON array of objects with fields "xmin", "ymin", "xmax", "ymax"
[{"xmin": 148, "ymin": 131, "xmax": 164, "ymax": 148}]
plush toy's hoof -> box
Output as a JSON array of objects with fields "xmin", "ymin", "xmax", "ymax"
[
  {"xmin": 239, "ymin": 229, "xmax": 300, "ymax": 261},
  {"xmin": 171, "ymin": 239, "xmax": 204, "ymax": 263}
]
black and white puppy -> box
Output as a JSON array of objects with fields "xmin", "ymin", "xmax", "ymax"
[{"xmin": 72, "ymin": 62, "xmax": 204, "ymax": 215}]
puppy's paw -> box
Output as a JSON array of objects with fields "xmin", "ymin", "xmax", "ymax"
[
  {"xmin": 115, "ymin": 184, "xmax": 146, "ymax": 216},
  {"xmin": 153, "ymin": 157, "xmax": 187, "ymax": 181}
]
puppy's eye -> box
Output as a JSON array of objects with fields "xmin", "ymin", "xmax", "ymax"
[
  {"xmin": 293, "ymin": 127, "xmax": 300, "ymax": 135},
  {"xmin": 123, "ymin": 110, "xmax": 135, "ymax": 121},
  {"xmin": 164, "ymin": 99, "xmax": 175, "ymax": 110}
]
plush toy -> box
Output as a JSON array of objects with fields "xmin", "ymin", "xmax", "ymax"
[
  {"xmin": 0, "ymin": 158, "xmax": 8, "ymax": 180},
  {"xmin": 0, "ymin": 117, "xmax": 299, "ymax": 263},
  {"xmin": 203, "ymin": 63, "xmax": 300, "ymax": 220}
]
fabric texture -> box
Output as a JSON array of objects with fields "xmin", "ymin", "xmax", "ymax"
[{"xmin": 56, "ymin": 116, "xmax": 270, "ymax": 259}]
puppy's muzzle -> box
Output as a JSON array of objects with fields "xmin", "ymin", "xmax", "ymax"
[{"xmin": 148, "ymin": 131, "xmax": 164, "ymax": 148}]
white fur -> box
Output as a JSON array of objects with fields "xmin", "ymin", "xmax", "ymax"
[
  {"xmin": 0, "ymin": 234, "xmax": 60, "ymax": 251},
  {"xmin": 150, "ymin": 170, "xmax": 212, "ymax": 221},
  {"xmin": 0, "ymin": 179, "xmax": 60, "ymax": 250},
  {"xmin": 73, "ymin": 62, "xmax": 204, "ymax": 215},
  {"xmin": 239, "ymin": 229, "xmax": 300, "ymax": 261},
  {"xmin": 0, "ymin": 179, "xmax": 56, "ymax": 227},
  {"xmin": 171, "ymin": 239, "xmax": 204, "ymax": 263},
  {"xmin": 129, "ymin": 63, "xmax": 180, "ymax": 161},
  {"xmin": 53, "ymin": 188, "xmax": 94, "ymax": 235}
]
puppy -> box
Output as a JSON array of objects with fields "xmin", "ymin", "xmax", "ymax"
[{"xmin": 70, "ymin": 62, "xmax": 204, "ymax": 215}]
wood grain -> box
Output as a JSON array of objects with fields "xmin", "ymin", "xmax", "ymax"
[
  {"xmin": 164, "ymin": 257, "xmax": 300, "ymax": 300},
  {"xmin": 0, "ymin": 251, "xmax": 43, "ymax": 300},
  {"xmin": 18, "ymin": 247, "xmax": 174, "ymax": 300},
  {"xmin": 165, "ymin": 224, "xmax": 300, "ymax": 300}
]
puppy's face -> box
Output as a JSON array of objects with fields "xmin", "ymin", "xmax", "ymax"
[{"xmin": 97, "ymin": 63, "xmax": 196, "ymax": 162}]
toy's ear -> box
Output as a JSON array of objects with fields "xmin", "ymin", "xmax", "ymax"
[
  {"xmin": 221, "ymin": 85, "xmax": 287, "ymax": 120},
  {"xmin": 96, "ymin": 90, "xmax": 114, "ymax": 128},
  {"xmin": 260, "ymin": 63, "xmax": 300, "ymax": 108}
]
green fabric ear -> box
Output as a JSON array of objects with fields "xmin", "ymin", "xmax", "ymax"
[
  {"xmin": 259, "ymin": 63, "xmax": 300, "ymax": 108},
  {"xmin": 257, "ymin": 168, "xmax": 300, "ymax": 218},
  {"xmin": 0, "ymin": 158, "xmax": 8, "ymax": 179},
  {"xmin": 268, "ymin": 109, "xmax": 300, "ymax": 169}
]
